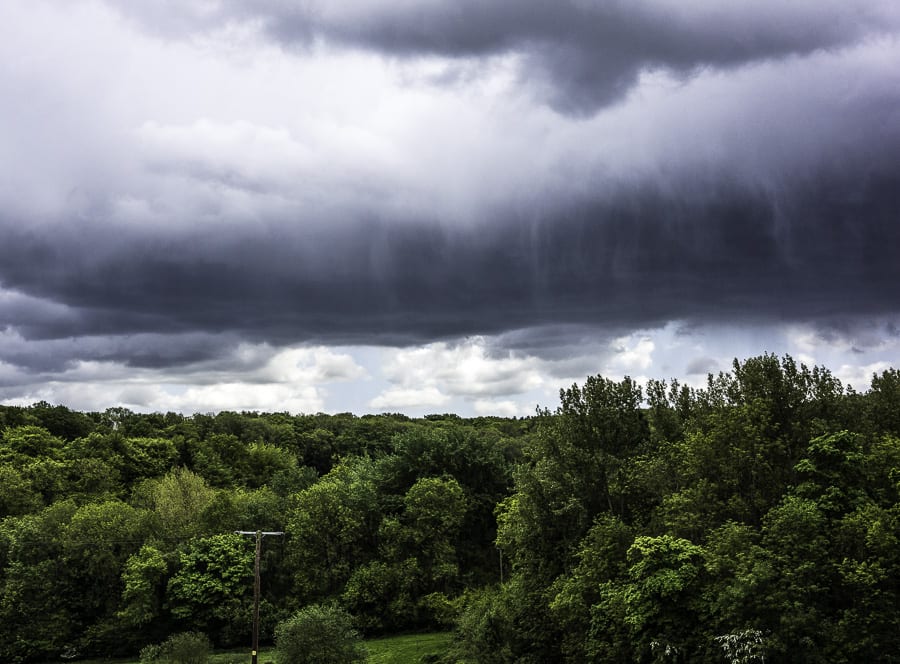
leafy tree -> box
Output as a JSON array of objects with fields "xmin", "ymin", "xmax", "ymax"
[
  {"xmin": 165, "ymin": 534, "xmax": 253, "ymax": 645},
  {"xmin": 27, "ymin": 402, "xmax": 95, "ymax": 440},
  {"xmin": 60, "ymin": 501, "xmax": 152, "ymax": 654},
  {"xmin": 376, "ymin": 423, "xmax": 519, "ymax": 586},
  {"xmin": 0, "ymin": 499, "xmax": 149, "ymax": 660},
  {"xmin": 1, "ymin": 425, "xmax": 64, "ymax": 461},
  {"xmin": 190, "ymin": 433, "xmax": 249, "ymax": 487},
  {"xmin": 601, "ymin": 535, "xmax": 707, "ymax": 662},
  {"xmin": 343, "ymin": 476, "xmax": 467, "ymax": 632},
  {"xmin": 701, "ymin": 522, "xmax": 774, "ymax": 649},
  {"xmin": 866, "ymin": 368, "xmax": 900, "ymax": 435},
  {"xmin": 274, "ymin": 603, "xmax": 366, "ymax": 664},
  {"xmin": 138, "ymin": 468, "xmax": 217, "ymax": 541},
  {"xmin": 200, "ymin": 486, "xmax": 284, "ymax": 535},
  {"xmin": 549, "ymin": 514, "xmax": 634, "ymax": 661},
  {"xmin": 120, "ymin": 437, "xmax": 180, "ymax": 483},
  {"xmin": 0, "ymin": 464, "xmax": 41, "ymax": 517},
  {"xmin": 119, "ymin": 543, "xmax": 170, "ymax": 629},
  {"xmin": 285, "ymin": 458, "xmax": 379, "ymax": 602},
  {"xmin": 402, "ymin": 476, "xmax": 467, "ymax": 583},
  {"xmin": 794, "ymin": 431, "xmax": 867, "ymax": 514},
  {"xmin": 0, "ymin": 500, "xmax": 80, "ymax": 662},
  {"xmin": 759, "ymin": 495, "xmax": 830, "ymax": 662}
]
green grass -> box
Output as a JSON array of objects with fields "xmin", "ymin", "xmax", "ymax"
[
  {"xmin": 365, "ymin": 632, "xmax": 453, "ymax": 664},
  {"xmin": 45, "ymin": 631, "xmax": 452, "ymax": 664}
]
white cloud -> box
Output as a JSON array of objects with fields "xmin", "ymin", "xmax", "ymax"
[
  {"xmin": 4, "ymin": 379, "xmax": 326, "ymax": 414},
  {"xmin": 0, "ymin": 343, "xmax": 366, "ymax": 414},
  {"xmin": 369, "ymin": 386, "xmax": 449, "ymax": 410},
  {"xmin": 835, "ymin": 361, "xmax": 893, "ymax": 392},
  {"xmin": 162, "ymin": 382, "xmax": 325, "ymax": 414},
  {"xmin": 473, "ymin": 399, "xmax": 530, "ymax": 417},
  {"xmin": 605, "ymin": 334, "xmax": 655, "ymax": 375},
  {"xmin": 378, "ymin": 337, "xmax": 544, "ymax": 398},
  {"xmin": 4, "ymin": 325, "xmax": 899, "ymax": 416},
  {"xmin": 369, "ymin": 333, "xmax": 664, "ymax": 413},
  {"xmin": 253, "ymin": 346, "xmax": 369, "ymax": 384}
]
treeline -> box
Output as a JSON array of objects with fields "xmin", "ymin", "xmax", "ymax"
[
  {"xmin": 451, "ymin": 355, "xmax": 900, "ymax": 663},
  {"xmin": 0, "ymin": 406, "xmax": 528, "ymax": 662},
  {"xmin": 1, "ymin": 354, "xmax": 899, "ymax": 662}
]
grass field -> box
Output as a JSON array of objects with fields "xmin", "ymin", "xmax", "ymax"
[
  {"xmin": 45, "ymin": 631, "xmax": 452, "ymax": 664},
  {"xmin": 364, "ymin": 632, "xmax": 453, "ymax": 663}
]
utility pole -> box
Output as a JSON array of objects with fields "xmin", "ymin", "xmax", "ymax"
[{"xmin": 235, "ymin": 530, "xmax": 284, "ymax": 664}]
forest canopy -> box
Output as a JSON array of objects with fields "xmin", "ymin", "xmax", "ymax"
[{"xmin": 1, "ymin": 354, "xmax": 898, "ymax": 663}]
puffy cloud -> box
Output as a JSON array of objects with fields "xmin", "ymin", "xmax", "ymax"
[
  {"xmin": 370, "ymin": 337, "xmax": 545, "ymax": 409},
  {"xmin": 473, "ymin": 399, "xmax": 528, "ymax": 418},
  {"xmin": 606, "ymin": 335, "xmax": 655, "ymax": 374},
  {"xmin": 0, "ymin": 342, "xmax": 366, "ymax": 414},
  {"xmin": 369, "ymin": 386, "xmax": 450, "ymax": 411},
  {"xmin": 835, "ymin": 361, "xmax": 894, "ymax": 392}
]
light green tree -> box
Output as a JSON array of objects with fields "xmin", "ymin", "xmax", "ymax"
[{"xmin": 275, "ymin": 603, "xmax": 366, "ymax": 664}]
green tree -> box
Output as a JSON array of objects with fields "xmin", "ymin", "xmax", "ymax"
[
  {"xmin": 0, "ymin": 499, "xmax": 150, "ymax": 660},
  {"xmin": 60, "ymin": 501, "xmax": 152, "ymax": 654},
  {"xmin": 343, "ymin": 476, "xmax": 467, "ymax": 632},
  {"xmin": 275, "ymin": 603, "xmax": 366, "ymax": 664},
  {"xmin": 0, "ymin": 464, "xmax": 41, "ymax": 517},
  {"xmin": 120, "ymin": 437, "xmax": 179, "ymax": 483},
  {"xmin": 0, "ymin": 500, "xmax": 79, "ymax": 662},
  {"xmin": 549, "ymin": 514, "xmax": 634, "ymax": 662},
  {"xmin": 138, "ymin": 468, "xmax": 217, "ymax": 540},
  {"xmin": 866, "ymin": 368, "xmax": 900, "ymax": 435},
  {"xmin": 285, "ymin": 458, "xmax": 379, "ymax": 602},
  {"xmin": 375, "ymin": 423, "xmax": 519, "ymax": 586},
  {"xmin": 119, "ymin": 543, "xmax": 170, "ymax": 629},
  {"xmin": 600, "ymin": 535, "xmax": 707, "ymax": 662},
  {"xmin": 1, "ymin": 425, "xmax": 64, "ymax": 461},
  {"xmin": 165, "ymin": 534, "xmax": 253, "ymax": 645},
  {"xmin": 701, "ymin": 521, "xmax": 774, "ymax": 651},
  {"xmin": 759, "ymin": 495, "xmax": 830, "ymax": 662}
]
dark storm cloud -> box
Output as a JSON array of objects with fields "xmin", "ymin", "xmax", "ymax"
[
  {"xmin": 806, "ymin": 318, "xmax": 900, "ymax": 354},
  {"xmin": 2, "ymin": 152, "xmax": 899, "ymax": 374},
  {"xmin": 2, "ymin": 0, "xmax": 900, "ymax": 384},
  {"xmin": 133, "ymin": 0, "xmax": 900, "ymax": 113},
  {"xmin": 0, "ymin": 332, "xmax": 238, "ymax": 375}
]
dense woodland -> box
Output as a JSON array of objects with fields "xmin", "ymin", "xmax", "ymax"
[{"xmin": 1, "ymin": 354, "xmax": 899, "ymax": 663}]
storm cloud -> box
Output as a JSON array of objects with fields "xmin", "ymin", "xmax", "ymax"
[
  {"xmin": 1, "ymin": 0, "xmax": 899, "ymax": 413},
  {"xmin": 114, "ymin": 0, "xmax": 900, "ymax": 113}
]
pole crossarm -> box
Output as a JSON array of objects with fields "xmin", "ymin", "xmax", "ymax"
[{"xmin": 234, "ymin": 530, "xmax": 284, "ymax": 664}]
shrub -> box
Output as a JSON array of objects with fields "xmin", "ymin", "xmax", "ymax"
[
  {"xmin": 141, "ymin": 632, "xmax": 211, "ymax": 664},
  {"xmin": 275, "ymin": 603, "xmax": 367, "ymax": 664},
  {"xmin": 139, "ymin": 644, "xmax": 163, "ymax": 664}
]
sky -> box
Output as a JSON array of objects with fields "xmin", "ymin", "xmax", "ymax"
[{"xmin": 1, "ymin": 0, "xmax": 899, "ymax": 417}]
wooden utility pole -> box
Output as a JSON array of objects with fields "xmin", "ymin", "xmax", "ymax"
[{"xmin": 235, "ymin": 530, "xmax": 284, "ymax": 664}]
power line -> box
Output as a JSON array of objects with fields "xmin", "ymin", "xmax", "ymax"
[{"xmin": 235, "ymin": 530, "xmax": 284, "ymax": 664}]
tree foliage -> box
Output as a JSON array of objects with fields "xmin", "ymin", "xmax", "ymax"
[
  {"xmin": 274, "ymin": 603, "xmax": 366, "ymax": 664},
  {"xmin": 1, "ymin": 356, "xmax": 899, "ymax": 662}
]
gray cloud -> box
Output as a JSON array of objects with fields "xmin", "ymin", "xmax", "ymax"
[
  {"xmin": 113, "ymin": 0, "xmax": 900, "ymax": 113},
  {"xmin": 1, "ymin": 0, "xmax": 899, "ymax": 388},
  {"xmin": 686, "ymin": 356, "xmax": 719, "ymax": 376},
  {"xmin": 2, "ymin": 155, "xmax": 899, "ymax": 376}
]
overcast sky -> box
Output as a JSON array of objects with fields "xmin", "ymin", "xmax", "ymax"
[{"xmin": 2, "ymin": 0, "xmax": 899, "ymax": 416}]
